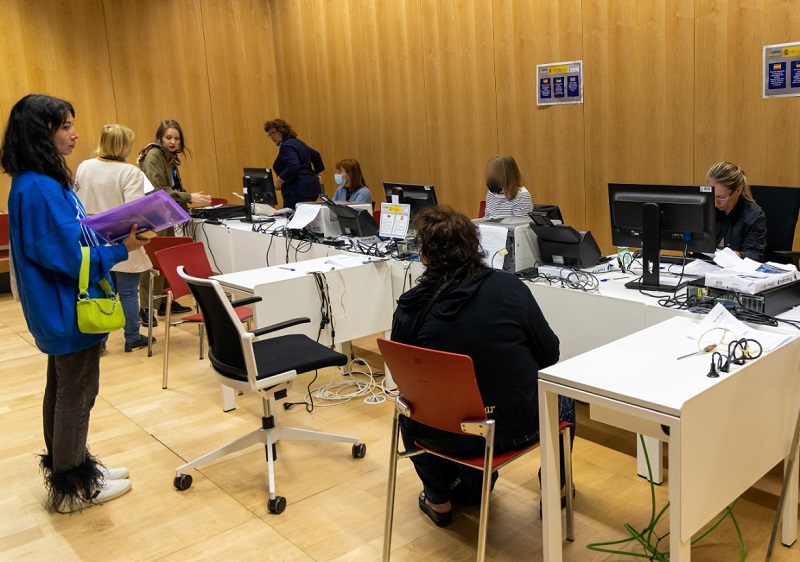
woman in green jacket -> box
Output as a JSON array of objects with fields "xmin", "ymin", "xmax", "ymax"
[{"xmin": 136, "ymin": 120, "xmax": 211, "ymax": 320}]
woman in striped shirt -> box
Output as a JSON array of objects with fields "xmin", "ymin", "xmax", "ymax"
[{"xmin": 484, "ymin": 154, "xmax": 532, "ymax": 218}]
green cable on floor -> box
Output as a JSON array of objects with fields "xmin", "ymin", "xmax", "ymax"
[{"xmin": 585, "ymin": 434, "xmax": 745, "ymax": 561}]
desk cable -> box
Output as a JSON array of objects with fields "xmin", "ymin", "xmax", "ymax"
[{"xmin": 586, "ymin": 434, "xmax": 744, "ymax": 561}]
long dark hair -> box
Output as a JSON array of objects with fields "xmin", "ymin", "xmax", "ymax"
[
  {"xmin": 155, "ymin": 119, "xmax": 191, "ymax": 157},
  {"xmin": 0, "ymin": 94, "xmax": 76, "ymax": 187},
  {"xmin": 415, "ymin": 205, "xmax": 489, "ymax": 286}
]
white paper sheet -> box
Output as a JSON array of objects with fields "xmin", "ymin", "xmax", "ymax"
[
  {"xmin": 286, "ymin": 204, "xmax": 321, "ymax": 229},
  {"xmin": 478, "ymin": 224, "xmax": 509, "ymax": 269}
]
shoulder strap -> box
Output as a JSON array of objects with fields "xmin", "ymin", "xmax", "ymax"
[
  {"xmin": 79, "ymin": 247, "xmax": 90, "ymax": 296},
  {"xmin": 79, "ymin": 246, "xmax": 114, "ymax": 298}
]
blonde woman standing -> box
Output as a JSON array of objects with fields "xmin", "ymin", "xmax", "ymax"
[
  {"xmin": 76, "ymin": 124, "xmax": 156, "ymax": 352},
  {"xmin": 707, "ymin": 161, "xmax": 767, "ymax": 262},
  {"xmin": 483, "ymin": 155, "xmax": 532, "ymax": 218}
]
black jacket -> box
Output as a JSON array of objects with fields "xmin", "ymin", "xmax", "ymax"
[
  {"xmin": 273, "ymin": 138, "xmax": 325, "ymax": 206},
  {"xmin": 392, "ymin": 270, "xmax": 560, "ymax": 445},
  {"xmin": 716, "ymin": 198, "xmax": 767, "ymax": 262}
]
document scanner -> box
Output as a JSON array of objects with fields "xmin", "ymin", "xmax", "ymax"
[{"xmin": 473, "ymin": 216, "xmax": 542, "ymax": 273}]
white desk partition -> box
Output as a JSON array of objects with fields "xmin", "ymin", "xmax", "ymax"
[
  {"xmin": 212, "ymin": 257, "xmax": 395, "ymax": 411},
  {"xmin": 539, "ymin": 316, "xmax": 800, "ymax": 560}
]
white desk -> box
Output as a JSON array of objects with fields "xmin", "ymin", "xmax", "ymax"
[
  {"xmin": 212, "ymin": 256, "xmax": 395, "ymax": 410},
  {"xmin": 539, "ymin": 316, "xmax": 800, "ymax": 560}
]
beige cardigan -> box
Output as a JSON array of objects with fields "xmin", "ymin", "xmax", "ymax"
[{"xmin": 75, "ymin": 158, "xmax": 153, "ymax": 274}]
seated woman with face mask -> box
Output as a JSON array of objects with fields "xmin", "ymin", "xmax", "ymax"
[
  {"xmin": 332, "ymin": 158, "xmax": 372, "ymax": 204},
  {"xmin": 484, "ymin": 154, "xmax": 532, "ymax": 218}
]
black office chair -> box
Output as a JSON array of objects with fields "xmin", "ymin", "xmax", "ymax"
[
  {"xmin": 532, "ymin": 204, "xmax": 564, "ymax": 223},
  {"xmin": 172, "ymin": 267, "xmax": 366, "ymax": 514},
  {"xmin": 750, "ymin": 185, "xmax": 800, "ymax": 266}
]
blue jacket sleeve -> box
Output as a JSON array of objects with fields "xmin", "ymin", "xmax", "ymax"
[
  {"xmin": 309, "ymin": 145, "xmax": 325, "ymax": 174},
  {"xmin": 350, "ymin": 187, "xmax": 373, "ymax": 204},
  {"xmin": 277, "ymin": 144, "xmax": 303, "ymax": 183},
  {"xmin": 19, "ymin": 181, "xmax": 128, "ymax": 283}
]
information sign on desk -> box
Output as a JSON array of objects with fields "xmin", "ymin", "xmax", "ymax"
[{"xmin": 379, "ymin": 203, "xmax": 411, "ymax": 239}]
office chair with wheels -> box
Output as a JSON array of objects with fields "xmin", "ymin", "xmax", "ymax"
[
  {"xmin": 172, "ymin": 267, "xmax": 366, "ymax": 514},
  {"xmin": 378, "ymin": 338, "xmax": 574, "ymax": 562},
  {"xmin": 155, "ymin": 242, "xmax": 253, "ymax": 390},
  {"xmin": 750, "ymin": 185, "xmax": 800, "ymax": 266},
  {"xmin": 143, "ymin": 236, "xmax": 194, "ymax": 355}
]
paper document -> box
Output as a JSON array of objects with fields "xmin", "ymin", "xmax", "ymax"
[
  {"xmin": 667, "ymin": 259, "xmax": 720, "ymax": 276},
  {"xmin": 477, "ymin": 224, "xmax": 509, "ymax": 269},
  {"xmin": 379, "ymin": 203, "xmax": 411, "ymax": 239},
  {"xmin": 143, "ymin": 175, "xmax": 155, "ymax": 194},
  {"xmin": 689, "ymin": 303, "xmax": 792, "ymax": 351},
  {"xmin": 286, "ymin": 204, "xmax": 320, "ymax": 229},
  {"xmin": 325, "ymin": 255, "xmax": 366, "ymax": 269}
]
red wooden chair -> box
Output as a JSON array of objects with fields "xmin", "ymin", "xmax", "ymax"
[
  {"xmin": 377, "ymin": 338, "xmax": 574, "ymax": 562},
  {"xmin": 210, "ymin": 197, "xmax": 228, "ymax": 207},
  {"xmin": 0, "ymin": 213, "xmax": 9, "ymax": 260},
  {"xmin": 143, "ymin": 236, "xmax": 194, "ymax": 355},
  {"xmin": 478, "ymin": 200, "xmax": 486, "ymax": 218},
  {"xmin": 156, "ymin": 242, "xmax": 253, "ymax": 389}
]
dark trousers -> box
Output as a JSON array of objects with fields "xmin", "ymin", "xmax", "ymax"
[
  {"xmin": 43, "ymin": 343, "xmax": 102, "ymax": 473},
  {"xmin": 399, "ymin": 396, "xmax": 576, "ymax": 505}
]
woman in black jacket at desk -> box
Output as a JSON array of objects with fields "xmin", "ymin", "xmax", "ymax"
[
  {"xmin": 392, "ymin": 205, "xmax": 575, "ymax": 527},
  {"xmin": 707, "ymin": 161, "xmax": 767, "ymax": 262},
  {"xmin": 264, "ymin": 118, "xmax": 324, "ymax": 209}
]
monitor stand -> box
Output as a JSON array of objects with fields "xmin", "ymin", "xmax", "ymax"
[{"xmin": 623, "ymin": 202, "xmax": 684, "ymax": 293}]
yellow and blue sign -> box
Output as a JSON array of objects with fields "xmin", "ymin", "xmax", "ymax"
[
  {"xmin": 763, "ymin": 41, "xmax": 800, "ymax": 99},
  {"xmin": 537, "ymin": 60, "xmax": 583, "ymax": 106}
]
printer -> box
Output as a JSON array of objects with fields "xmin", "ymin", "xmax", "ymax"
[
  {"xmin": 295, "ymin": 202, "xmax": 372, "ymax": 238},
  {"xmin": 473, "ymin": 216, "xmax": 542, "ymax": 273}
]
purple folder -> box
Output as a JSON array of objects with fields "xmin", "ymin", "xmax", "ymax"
[{"xmin": 80, "ymin": 190, "xmax": 192, "ymax": 243}]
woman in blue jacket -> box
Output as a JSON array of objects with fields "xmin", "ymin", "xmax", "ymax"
[
  {"xmin": 1, "ymin": 94, "xmax": 147, "ymax": 513},
  {"xmin": 264, "ymin": 118, "xmax": 325, "ymax": 209}
]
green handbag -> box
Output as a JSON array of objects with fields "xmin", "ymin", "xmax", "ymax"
[{"xmin": 76, "ymin": 247, "xmax": 125, "ymax": 334}]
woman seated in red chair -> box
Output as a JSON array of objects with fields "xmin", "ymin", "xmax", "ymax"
[{"xmin": 392, "ymin": 205, "xmax": 575, "ymax": 527}]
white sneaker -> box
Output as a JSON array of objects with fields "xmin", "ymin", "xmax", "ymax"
[
  {"xmin": 100, "ymin": 466, "xmax": 129, "ymax": 480},
  {"xmin": 57, "ymin": 478, "xmax": 132, "ymax": 513}
]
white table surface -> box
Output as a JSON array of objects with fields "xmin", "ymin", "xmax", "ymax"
[{"xmin": 539, "ymin": 316, "xmax": 800, "ymax": 560}]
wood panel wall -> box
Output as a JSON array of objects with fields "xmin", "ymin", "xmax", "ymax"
[
  {"xmin": 0, "ymin": 0, "xmax": 278, "ymax": 210},
  {"xmin": 270, "ymin": 0, "xmax": 800, "ymax": 252},
  {"xmin": 2, "ymin": 1, "xmax": 799, "ymax": 254}
]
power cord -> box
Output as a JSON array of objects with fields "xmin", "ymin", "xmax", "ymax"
[{"xmin": 586, "ymin": 434, "xmax": 745, "ymax": 560}]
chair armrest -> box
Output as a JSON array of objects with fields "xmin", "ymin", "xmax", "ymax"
[
  {"xmin": 230, "ymin": 296, "xmax": 263, "ymax": 308},
  {"xmin": 252, "ymin": 317, "xmax": 311, "ymax": 337}
]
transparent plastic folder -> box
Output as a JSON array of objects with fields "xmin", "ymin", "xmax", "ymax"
[{"xmin": 80, "ymin": 190, "xmax": 191, "ymax": 242}]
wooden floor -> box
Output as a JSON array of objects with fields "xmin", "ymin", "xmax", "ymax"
[{"xmin": 0, "ymin": 292, "xmax": 798, "ymax": 562}]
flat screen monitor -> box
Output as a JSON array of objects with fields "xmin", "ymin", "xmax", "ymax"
[
  {"xmin": 383, "ymin": 183, "xmax": 438, "ymax": 221},
  {"xmin": 609, "ymin": 183, "xmax": 716, "ymax": 292},
  {"xmin": 320, "ymin": 195, "xmax": 379, "ymax": 237},
  {"xmin": 243, "ymin": 168, "xmax": 278, "ymax": 206}
]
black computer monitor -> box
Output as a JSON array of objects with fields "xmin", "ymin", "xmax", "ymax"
[
  {"xmin": 243, "ymin": 168, "xmax": 278, "ymax": 206},
  {"xmin": 383, "ymin": 183, "xmax": 438, "ymax": 220},
  {"xmin": 320, "ymin": 195, "xmax": 379, "ymax": 238},
  {"xmin": 609, "ymin": 183, "xmax": 716, "ymax": 291}
]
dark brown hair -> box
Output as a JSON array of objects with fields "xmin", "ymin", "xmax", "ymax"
[
  {"xmin": 335, "ymin": 158, "xmax": 366, "ymax": 191},
  {"xmin": 155, "ymin": 119, "xmax": 191, "ymax": 157},
  {"xmin": 263, "ymin": 118, "xmax": 297, "ymax": 140},
  {"xmin": 415, "ymin": 205, "xmax": 488, "ymax": 286}
]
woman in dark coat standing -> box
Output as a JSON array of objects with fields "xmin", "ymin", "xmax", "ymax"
[{"xmin": 263, "ymin": 118, "xmax": 324, "ymax": 209}]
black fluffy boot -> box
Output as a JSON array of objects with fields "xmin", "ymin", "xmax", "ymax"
[{"xmin": 42, "ymin": 452, "xmax": 104, "ymax": 513}]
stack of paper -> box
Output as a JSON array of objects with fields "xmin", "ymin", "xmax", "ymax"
[{"xmin": 703, "ymin": 248, "xmax": 798, "ymax": 294}]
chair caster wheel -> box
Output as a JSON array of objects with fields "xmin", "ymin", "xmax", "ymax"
[
  {"xmin": 268, "ymin": 496, "xmax": 287, "ymax": 514},
  {"xmin": 352, "ymin": 443, "xmax": 367, "ymax": 459},
  {"xmin": 174, "ymin": 474, "xmax": 193, "ymax": 491}
]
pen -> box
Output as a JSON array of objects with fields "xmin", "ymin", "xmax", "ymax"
[{"xmin": 279, "ymin": 266, "xmax": 296, "ymax": 272}]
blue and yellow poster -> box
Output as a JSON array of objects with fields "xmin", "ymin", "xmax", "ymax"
[
  {"xmin": 763, "ymin": 42, "xmax": 800, "ymax": 99},
  {"xmin": 537, "ymin": 60, "xmax": 583, "ymax": 106}
]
